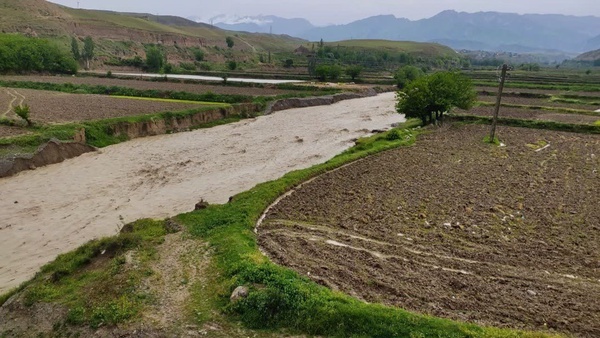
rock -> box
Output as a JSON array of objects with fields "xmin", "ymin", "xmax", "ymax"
[
  {"xmin": 195, "ymin": 199, "xmax": 209, "ymax": 210},
  {"xmin": 527, "ymin": 290, "xmax": 538, "ymax": 296},
  {"xmin": 230, "ymin": 286, "xmax": 249, "ymax": 302},
  {"xmin": 165, "ymin": 219, "xmax": 183, "ymax": 233}
]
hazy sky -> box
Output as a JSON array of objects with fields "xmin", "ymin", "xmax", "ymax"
[{"xmin": 48, "ymin": 0, "xmax": 600, "ymax": 25}]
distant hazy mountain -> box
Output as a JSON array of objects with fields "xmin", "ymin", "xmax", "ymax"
[
  {"xmin": 203, "ymin": 11, "xmax": 600, "ymax": 53},
  {"xmin": 575, "ymin": 48, "xmax": 600, "ymax": 61},
  {"xmin": 209, "ymin": 15, "xmax": 314, "ymax": 37}
]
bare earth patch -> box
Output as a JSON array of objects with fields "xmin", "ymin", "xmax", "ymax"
[{"xmin": 259, "ymin": 124, "xmax": 600, "ymax": 337}]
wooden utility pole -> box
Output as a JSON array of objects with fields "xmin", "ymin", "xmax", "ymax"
[{"xmin": 490, "ymin": 64, "xmax": 508, "ymax": 142}]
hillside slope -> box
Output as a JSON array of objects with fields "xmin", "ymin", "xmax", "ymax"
[
  {"xmin": 575, "ymin": 49, "xmax": 600, "ymax": 61},
  {"xmin": 0, "ymin": 0, "xmax": 303, "ymax": 56}
]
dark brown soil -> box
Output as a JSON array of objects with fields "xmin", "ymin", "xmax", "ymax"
[
  {"xmin": 455, "ymin": 106, "xmax": 599, "ymax": 125},
  {"xmin": 1, "ymin": 88, "xmax": 207, "ymax": 124},
  {"xmin": 259, "ymin": 124, "xmax": 600, "ymax": 337},
  {"xmin": 0, "ymin": 125, "xmax": 29, "ymax": 138},
  {"xmin": 2, "ymin": 75, "xmax": 305, "ymax": 97}
]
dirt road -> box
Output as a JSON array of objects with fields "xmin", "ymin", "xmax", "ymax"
[{"xmin": 0, "ymin": 93, "xmax": 403, "ymax": 293}]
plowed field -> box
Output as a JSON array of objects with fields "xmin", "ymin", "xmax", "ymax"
[
  {"xmin": 259, "ymin": 124, "xmax": 600, "ymax": 337},
  {"xmin": 1, "ymin": 75, "xmax": 306, "ymax": 97},
  {"xmin": 0, "ymin": 88, "xmax": 206, "ymax": 125}
]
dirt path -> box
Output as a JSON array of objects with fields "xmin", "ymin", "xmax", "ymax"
[
  {"xmin": 3, "ymin": 88, "xmax": 24, "ymax": 118},
  {"xmin": 0, "ymin": 92, "xmax": 403, "ymax": 293}
]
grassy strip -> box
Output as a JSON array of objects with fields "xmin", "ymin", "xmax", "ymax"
[
  {"xmin": 448, "ymin": 114, "xmax": 600, "ymax": 134},
  {"xmin": 0, "ymin": 219, "xmax": 170, "ymax": 330},
  {"xmin": 475, "ymin": 101, "xmax": 600, "ymax": 116},
  {"xmin": 174, "ymin": 120, "xmax": 554, "ymax": 337},
  {"xmin": 550, "ymin": 97, "xmax": 600, "ymax": 106},
  {"xmin": 110, "ymin": 96, "xmax": 230, "ymax": 105}
]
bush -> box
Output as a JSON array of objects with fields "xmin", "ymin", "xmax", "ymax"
[
  {"xmin": 14, "ymin": 104, "xmax": 32, "ymax": 126},
  {"xmin": 283, "ymin": 59, "xmax": 294, "ymax": 68},
  {"xmin": 227, "ymin": 61, "xmax": 237, "ymax": 71},
  {"xmin": 193, "ymin": 48, "xmax": 205, "ymax": 62},
  {"xmin": 198, "ymin": 62, "xmax": 212, "ymax": 71},
  {"xmin": 179, "ymin": 62, "xmax": 196, "ymax": 72}
]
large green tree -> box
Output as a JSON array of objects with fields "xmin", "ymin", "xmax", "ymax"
[
  {"xmin": 70, "ymin": 37, "xmax": 80, "ymax": 61},
  {"xmin": 396, "ymin": 72, "xmax": 476, "ymax": 126},
  {"xmin": 145, "ymin": 46, "xmax": 164, "ymax": 72},
  {"xmin": 82, "ymin": 36, "xmax": 94, "ymax": 70},
  {"xmin": 345, "ymin": 65, "xmax": 363, "ymax": 81},
  {"xmin": 394, "ymin": 65, "xmax": 424, "ymax": 89}
]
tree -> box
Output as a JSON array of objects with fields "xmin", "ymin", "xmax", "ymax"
[
  {"xmin": 226, "ymin": 36, "xmax": 234, "ymax": 49},
  {"xmin": 145, "ymin": 46, "xmax": 164, "ymax": 72},
  {"xmin": 394, "ymin": 65, "xmax": 424, "ymax": 89},
  {"xmin": 81, "ymin": 36, "xmax": 94, "ymax": 70},
  {"xmin": 283, "ymin": 59, "xmax": 294, "ymax": 68},
  {"xmin": 396, "ymin": 72, "xmax": 476, "ymax": 126},
  {"xmin": 345, "ymin": 65, "xmax": 363, "ymax": 81},
  {"xmin": 227, "ymin": 60, "xmax": 237, "ymax": 70},
  {"xmin": 314, "ymin": 64, "xmax": 342, "ymax": 82},
  {"xmin": 70, "ymin": 37, "xmax": 80, "ymax": 61}
]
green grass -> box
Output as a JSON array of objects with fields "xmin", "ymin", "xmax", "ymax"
[
  {"xmin": 111, "ymin": 95, "xmax": 230, "ymax": 106},
  {"xmin": 0, "ymin": 105, "xmax": 241, "ymax": 154},
  {"xmin": 2, "ymin": 218, "xmax": 167, "ymax": 328}
]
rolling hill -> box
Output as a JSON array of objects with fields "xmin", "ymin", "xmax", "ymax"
[{"xmin": 0, "ymin": 0, "xmax": 304, "ymax": 61}]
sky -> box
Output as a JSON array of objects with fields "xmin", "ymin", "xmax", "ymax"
[{"xmin": 48, "ymin": 0, "xmax": 600, "ymax": 26}]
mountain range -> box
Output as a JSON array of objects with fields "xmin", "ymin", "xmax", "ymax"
[{"xmin": 207, "ymin": 11, "xmax": 600, "ymax": 54}]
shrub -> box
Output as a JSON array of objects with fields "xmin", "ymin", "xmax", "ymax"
[
  {"xmin": 193, "ymin": 48, "xmax": 205, "ymax": 62},
  {"xmin": 179, "ymin": 62, "xmax": 196, "ymax": 72},
  {"xmin": 227, "ymin": 61, "xmax": 237, "ymax": 71},
  {"xmin": 14, "ymin": 104, "xmax": 32, "ymax": 126}
]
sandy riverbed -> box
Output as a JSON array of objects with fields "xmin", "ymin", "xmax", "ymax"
[{"xmin": 0, "ymin": 92, "xmax": 403, "ymax": 293}]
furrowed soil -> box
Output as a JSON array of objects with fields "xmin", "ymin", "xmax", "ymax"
[
  {"xmin": 477, "ymin": 95, "xmax": 600, "ymax": 111},
  {"xmin": 455, "ymin": 106, "xmax": 599, "ymax": 125},
  {"xmin": 0, "ymin": 87, "xmax": 207, "ymax": 124},
  {"xmin": 477, "ymin": 86, "xmax": 600, "ymax": 98},
  {"xmin": 259, "ymin": 124, "xmax": 600, "ymax": 337},
  {"xmin": 2, "ymin": 75, "xmax": 307, "ymax": 96}
]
